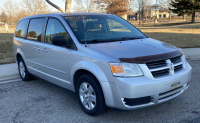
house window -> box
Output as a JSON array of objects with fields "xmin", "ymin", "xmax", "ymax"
[
  {"xmin": 159, "ymin": 15, "xmax": 162, "ymax": 18},
  {"xmin": 163, "ymin": 14, "xmax": 166, "ymax": 18}
]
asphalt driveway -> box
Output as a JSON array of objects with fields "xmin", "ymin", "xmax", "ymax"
[{"xmin": 0, "ymin": 60, "xmax": 200, "ymax": 123}]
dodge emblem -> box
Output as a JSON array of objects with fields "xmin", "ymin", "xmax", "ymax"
[{"xmin": 170, "ymin": 63, "xmax": 174, "ymax": 71}]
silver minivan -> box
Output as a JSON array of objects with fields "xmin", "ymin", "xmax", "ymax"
[{"xmin": 14, "ymin": 13, "xmax": 192, "ymax": 116}]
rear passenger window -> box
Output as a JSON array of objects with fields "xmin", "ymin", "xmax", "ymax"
[
  {"xmin": 27, "ymin": 18, "xmax": 45, "ymax": 41},
  {"xmin": 15, "ymin": 19, "xmax": 29, "ymax": 38}
]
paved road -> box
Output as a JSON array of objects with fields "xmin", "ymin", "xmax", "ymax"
[{"xmin": 0, "ymin": 60, "xmax": 200, "ymax": 123}]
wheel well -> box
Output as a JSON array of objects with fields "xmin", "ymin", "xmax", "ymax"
[
  {"xmin": 73, "ymin": 69, "xmax": 99, "ymax": 90},
  {"xmin": 73, "ymin": 69, "xmax": 106, "ymax": 104},
  {"xmin": 16, "ymin": 53, "xmax": 22, "ymax": 61}
]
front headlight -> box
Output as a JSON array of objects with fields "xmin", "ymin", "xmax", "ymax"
[
  {"xmin": 179, "ymin": 48, "xmax": 186, "ymax": 61},
  {"xmin": 109, "ymin": 63, "xmax": 143, "ymax": 77}
]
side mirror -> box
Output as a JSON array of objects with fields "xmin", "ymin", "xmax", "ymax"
[{"xmin": 52, "ymin": 35, "xmax": 71, "ymax": 47}]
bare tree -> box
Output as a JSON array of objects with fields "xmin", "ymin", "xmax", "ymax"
[
  {"xmin": 15, "ymin": 10, "xmax": 28, "ymax": 22},
  {"xmin": 0, "ymin": 0, "xmax": 58, "ymax": 24},
  {"xmin": 158, "ymin": 0, "xmax": 171, "ymax": 20},
  {"xmin": 21, "ymin": 0, "xmax": 51, "ymax": 15},
  {"xmin": 0, "ymin": 0, "xmax": 20, "ymax": 24},
  {"xmin": 73, "ymin": 0, "xmax": 103, "ymax": 12},
  {"xmin": 0, "ymin": 12, "xmax": 8, "ymax": 23},
  {"xmin": 135, "ymin": 0, "xmax": 152, "ymax": 25}
]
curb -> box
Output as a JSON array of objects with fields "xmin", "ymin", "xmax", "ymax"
[
  {"xmin": 182, "ymin": 48, "xmax": 200, "ymax": 60},
  {"xmin": 0, "ymin": 73, "xmax": 20, "ymax": 82},
  {"xmin": 0, "ymin": 63, "xmax": 21, "ymax": 82}
]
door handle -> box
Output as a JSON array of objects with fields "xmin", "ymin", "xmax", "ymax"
[
  {"xmin": 41, "ymin": 48, "xmax": 48, "ymax": 52},
  {"xmin": 34, "ymin": 46, "xmax": 40, "ymax": 50}
]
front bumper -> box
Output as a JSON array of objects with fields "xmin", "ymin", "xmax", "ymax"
[{"xmin": 102, "ymin": 62, "xmax": 192, "ymax": 110}]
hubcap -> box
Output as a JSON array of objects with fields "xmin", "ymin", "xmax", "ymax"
[
  {"xmin": 19, "ymin": 61, "xmax": 25, "ymax": 78},
  {"xmin": 79, "ymin": 82, "xmax": 96, "ymax": 110}
]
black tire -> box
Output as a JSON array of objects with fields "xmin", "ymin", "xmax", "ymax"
[
  {"xmin": 76, "ymin": 74, "xmax": 106, "ymax": 116},
  {"xmin": 17, "ymin": 57, "xmax": 33, "ymax": 81}
]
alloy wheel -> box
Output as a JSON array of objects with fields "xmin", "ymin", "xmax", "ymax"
[
  {"xmin": 19, "ymin": 61, "xmax": 26, "ymax": 78},
  {"xmin": 79, "ymin": 82, "xmax": 96, "ymax": 110}
]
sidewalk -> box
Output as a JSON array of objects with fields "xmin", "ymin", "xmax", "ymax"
[
  {"xmin": 0, "ymin": 48, "xmax": 200, "ymax": 82},
  {"xmin": 182, "ymin": 48, "xmax": 200, "ymax": 59},
  {"xmin": 0, "ymin": 63, "xmax": 20, "ymax": 81}
]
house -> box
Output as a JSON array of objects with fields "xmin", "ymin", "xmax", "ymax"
[
  {"xmin": 136, "ymin": 4, "xmax": 172, "ymax": 20},
  {"xmin": 121, "ymin": 12, "xmax": 137, "ymax": 20}
]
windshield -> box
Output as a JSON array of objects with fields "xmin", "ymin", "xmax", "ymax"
[{"xmin": 64, "ymin": 15, "xmax": 147, "ymax": 43}]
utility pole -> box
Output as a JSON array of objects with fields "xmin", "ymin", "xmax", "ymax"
[{"xmin": 139, "ymin": 2, "xmax": 141, "ymax": 25}]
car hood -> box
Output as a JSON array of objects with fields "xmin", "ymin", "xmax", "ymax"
[{"xmin": 88, "ymin": 38, "xmax": 181, "ymax": 63}]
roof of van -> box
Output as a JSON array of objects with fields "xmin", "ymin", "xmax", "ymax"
[{"xmin": 21, "ymin": 12, "xmax": 112, "ymax": 19}]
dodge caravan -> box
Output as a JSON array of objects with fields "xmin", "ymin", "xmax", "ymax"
[{"xmin": 13, "ymin": 13, "xmax": 192, "ymax": 116}]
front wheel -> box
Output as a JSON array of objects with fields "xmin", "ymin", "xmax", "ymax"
[{"xmin": 76, "ymin": 74, "xmax": 106, "ymax": 116}]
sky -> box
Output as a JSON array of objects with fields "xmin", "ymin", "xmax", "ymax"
[
  {"xmin": 0, "ymin": 0, "xmax": 74, "ymax": 11},
  {"xmin": 0, "ymin": 0, "xmax": 157, "ymax": 11}
]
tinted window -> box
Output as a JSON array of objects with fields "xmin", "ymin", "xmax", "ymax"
[
  {"xmin": 15, "ymin": 19, "xmax": 29, "ymax": 38},
  {"xmin": 27, "ymin": 18, "xmax": 45, "ymax": 41},
  {"xmin": 45, "ymin": 18, "xmax": 68, "ymax": 43},
  {"xmin": 65, "ymin": 15, "xmax": 146, "ymax": 43}
]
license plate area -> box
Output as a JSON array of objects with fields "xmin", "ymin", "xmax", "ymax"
[{"xmin": 171, "ymin": 82, "xmax": 181, "ymax": 90}]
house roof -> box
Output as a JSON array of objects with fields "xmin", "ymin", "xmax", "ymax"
[{"xmin": 152, "ymin": 4, "xmax": 161, "ymax": 7}]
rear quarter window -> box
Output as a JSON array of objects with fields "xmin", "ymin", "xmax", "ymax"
[
  {"xmin": 27, "ymin": 18, "xmax": 46, "ymax": 41},
  {"xmin": 15, "ymin": 19, "xmax": 29, "ymax": 38}
]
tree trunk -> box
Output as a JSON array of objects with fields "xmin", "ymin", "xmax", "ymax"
[
  {"xmin": 183, "ymin": 14, "xmax": 185, "ymax": 20},
  {"xmin": 65, "ymin": 0, "xmax": 71, "ymax": 12},
  {"xmin": 192, "ymin": 11, "xmax": 195, "ymax": 23},
  {"xmin": 139, "ymin": 5, "xmax": 141, "ymax": 25},
  {"xmin": 139, "ymin": 13, "xmax": 141, "ymax": 25}
]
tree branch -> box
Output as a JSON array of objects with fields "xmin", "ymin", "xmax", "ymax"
[{"xmin": 45, "ymin": 0, "xmax": 65, "ymax": 13}]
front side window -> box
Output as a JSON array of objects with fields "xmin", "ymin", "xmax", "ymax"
[
  {"xmin": 15, "ymin": 19, "xmax": 29, "ymax": 38},
  {"xmin": 27, "ymin": 18, "xmax": 45, "ymax": 41},
  {"xmin": 64, "ymin": 15, "xmax": 146, "ymax": 44},
  {"xmin": 45, "ymin": 18, "xmax": 68, "ymax": 43}
]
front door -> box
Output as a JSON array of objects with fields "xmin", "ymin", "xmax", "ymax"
[{"xmin": 39, "ymin": 18, "xmax": 71, "ymax": 89}]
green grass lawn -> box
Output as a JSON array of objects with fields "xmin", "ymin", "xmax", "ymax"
[
  {"xmin": 145, "ymin": 32, "xmax": 200, "ymax": 48},
  {"xmin": 0, "ymin": 33, "xmax": 15, "ymax": 65}
]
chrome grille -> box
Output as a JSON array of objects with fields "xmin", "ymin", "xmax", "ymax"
[
  {"xmin": 170, "ymin": 56, "xmax": 182, "ymax": 64},
  {"xmin": 146, "ymin": 55, "xmax": 183, "ymax": 78},
  {"xmin": 174, "ymin": 64, "xmax": 183, "ymax": 72},
  {"xmin": 146, "ymin": 60, "xmax": 167, "ymax": 69},
  {"xmin": 151, "ymin": 68, "xmax": 170, "ymax": 77}
]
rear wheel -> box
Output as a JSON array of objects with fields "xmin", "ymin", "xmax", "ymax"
[
  {"xmin": 76, "ymin": 74, "xmax": 106, "ymax": 116},
  {"xmin": 18, "ymin": 57, "xmax": 33, "ymax": 81}
]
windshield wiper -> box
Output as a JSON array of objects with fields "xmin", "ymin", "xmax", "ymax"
[
  {"xmin": 85, "ymin": 39, "xmax": 115, "ymax": 43},
  {"xmin": 119, "ymin": 37, "xmax": 144, "ymax": 41},
  {"xmin": 83, "ymin": 37, "xmax": 144, "ymax": 44}
]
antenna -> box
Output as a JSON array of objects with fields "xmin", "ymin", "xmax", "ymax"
[{"xmin": 83, "ymin": 15, "xmax": 87, "ymax": 47}]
